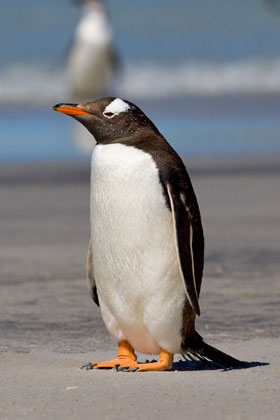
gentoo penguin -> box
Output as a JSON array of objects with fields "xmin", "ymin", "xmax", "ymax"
[
  {"xmin": 53, "ymin": 98, "xmax": 245, "ymax": 371},
  {"xmin": 68, "ymin": 0, "xmax": 118, "ymax": 102}
]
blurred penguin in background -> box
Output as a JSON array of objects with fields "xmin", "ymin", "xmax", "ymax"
[
  {"xmin": 68, "ymin": 0, "xmax": 119, "ymax": 102},
  {"xmin": 68, "ymin": 0, "xmax": 120, "ymax": 150}
]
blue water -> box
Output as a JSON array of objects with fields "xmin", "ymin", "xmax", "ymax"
[
  {"xmin": 1, "ymin": 0, "xmax": 280, "ymax": 162},
  {"xmin": 1, "ymin": 102, "xmax": 280, "ymax": 163},
  {"xmin": 2, "ymin": 0, "xmax": 280, "ymax": 65}
]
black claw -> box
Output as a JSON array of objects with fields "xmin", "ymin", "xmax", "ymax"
[
  {"xmin": 113, "ymin": 364, "xmax": 120, "ymax": 371},
  {"xmin": 130, "ymin": 367, "xmax": 139, "ymax": 372},
  {"xmin": 117, "ymin": 366, "xmax": 130, "ymax": 372},
  {"xmin": 81, "ymin": 363, "xmax": 96, "ymax": 370},
  {"xmin": 81, "ymin": 363, "xmax": 91, "ymax": 370}
]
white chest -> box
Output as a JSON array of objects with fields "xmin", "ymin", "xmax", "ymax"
[
  {"xmin": 90, "ymin": 143, "xmax": 185, "ymax": 354},
  {"xmin": 90, "ymin": 143, "xmax": 168, "ymax": 248},
  {"xmin": 90, "ymin": 141, "xmax": 180, "ymax": 293}
]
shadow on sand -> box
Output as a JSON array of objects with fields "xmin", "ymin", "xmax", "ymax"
[{"xmin": 172, "ymin": 359, "xmax": 269, "ymax": 372}]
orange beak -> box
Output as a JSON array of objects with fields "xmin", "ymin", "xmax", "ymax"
[{"xmin": 52, "ymin": 103, "xmax": 90, "ymax": 116}]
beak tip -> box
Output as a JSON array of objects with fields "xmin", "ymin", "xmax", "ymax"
[
  {"xmin": 51, "ymin": 103, "xmax": 89, "ymax": 116},
  {"xmin": 52, "ymin": 103, "xmax": 64, "ymax": 111}
]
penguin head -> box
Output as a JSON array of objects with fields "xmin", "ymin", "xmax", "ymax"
[{"xmin": 53, "ymin": 97, "xmax": 156, "ymax": 144}]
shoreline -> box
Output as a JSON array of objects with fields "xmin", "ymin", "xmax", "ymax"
[{"xmin": 0, "ymin": 154, "xmax": 279, "ymax": 185}]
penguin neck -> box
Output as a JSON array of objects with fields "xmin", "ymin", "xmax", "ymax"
[{"xmin": 94, "ymin": 127, "xmax": 167, "ymax": 151}]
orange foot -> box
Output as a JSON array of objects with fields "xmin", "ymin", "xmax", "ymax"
[
  {"xmin": 81, "ymin": 340, "xmax": 137, "ymax": 370},
  {"xmin": 117, "ymin": 348, "xmax": 174, "ymax": 372}
]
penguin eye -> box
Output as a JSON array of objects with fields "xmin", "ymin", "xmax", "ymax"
[{"xmin": 103, "ymin": 111, "xmax": 115, "ymax": 119}]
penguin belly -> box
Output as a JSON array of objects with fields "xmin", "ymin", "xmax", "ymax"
[{"xmin": 90, "ymin": 143, "xmax": 186, "ymax": 354}]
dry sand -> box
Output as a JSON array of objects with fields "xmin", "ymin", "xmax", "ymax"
[{"xmin": 0, "ymin": 156, "xmax": 279, "ymax": 420}]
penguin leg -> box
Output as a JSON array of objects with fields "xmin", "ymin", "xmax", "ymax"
[
  {"xmin": 81, "ymin": 340, "xmax": 137, "ymax": 370},
  {"xmin": 118, "ymin": 348, "xmax": 173, "ymax": 372}
]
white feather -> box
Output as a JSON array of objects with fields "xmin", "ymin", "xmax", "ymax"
[
  {"xmin": 104, "ymin": 98, "xmax": 130, "ymax": 115},
  {"xmin": 90, "ymin": 143, "xmax": 186, "ymax": 354}
]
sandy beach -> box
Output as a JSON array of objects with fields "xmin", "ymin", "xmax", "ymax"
[{"xmin": 0, "ymin": 156, "xmax": 279, "ymax": 420}]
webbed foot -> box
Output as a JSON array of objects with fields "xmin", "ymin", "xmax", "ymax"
[
  {"xmin": 81, "ymin": 340, "xmax": 137, "ymax": 370},
  {"xmin": 117, "ymin": 349, "xmax": 173, "ymax": 372}
]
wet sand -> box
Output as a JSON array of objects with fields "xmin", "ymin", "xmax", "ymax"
[{"xmin": 0, "ymin": 156, "xmax": 279, "ymax": 419}]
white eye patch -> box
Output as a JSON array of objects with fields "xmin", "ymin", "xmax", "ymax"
[{"xmin": 103, "ymin": 98, "xmax": 130, "ymax": 119}]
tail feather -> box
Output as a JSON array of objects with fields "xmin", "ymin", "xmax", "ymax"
[{"xmin": 182, "ymin": 331, "xmax": 246, "ymax": 368}]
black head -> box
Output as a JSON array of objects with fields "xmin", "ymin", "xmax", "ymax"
[{"xmin": 53, "ymin": 97, "xmax": 158, "ymax": 144}]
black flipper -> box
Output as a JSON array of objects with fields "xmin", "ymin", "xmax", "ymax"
[
  {"xmin": 86, "ymin": 239, "xmax": 99, "ymax": 307},
  {"xmin": 182, "ymin": 331, "xmax": 246, "ymax": 368},
  {"xmin": 166, "ymin": 183, "xmax": 200, "ymax": 315}
]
